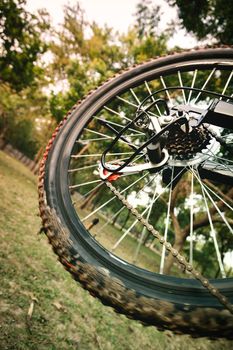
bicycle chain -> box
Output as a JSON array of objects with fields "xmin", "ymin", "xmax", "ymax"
[
  {"xmin": 104, "ymin": 180, "xmax": 233, "ymax": 315},
  {"xmin": 38, "ymin": 47, "xmax": 233, "ymax": 336}
]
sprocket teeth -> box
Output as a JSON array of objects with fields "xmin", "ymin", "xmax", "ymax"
[{"xmin": 166, "ymin": 126, "xmax": 212, "ymax": 159}]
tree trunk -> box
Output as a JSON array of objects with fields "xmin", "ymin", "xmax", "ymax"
[
  {"xmin": 163, "ymin": 179, "xmax": 188, "ymax": 275},
  {"xmin": 0, "ymin": 134, "xmax": 7, "ymax": 149}
]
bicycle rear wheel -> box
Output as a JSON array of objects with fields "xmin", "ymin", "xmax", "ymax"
[{"xmin": 39, "ymin": 48, "xmax": 233, "ymax": 338}]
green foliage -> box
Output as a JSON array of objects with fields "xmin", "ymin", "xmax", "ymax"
[
  {"xmin": 0, "ymin": 83, "xmax": 51, "ymax": 158},
  {"xmin": 134, "ymin": 0, "xmax": 161, "ymax": 39},
  {"xmin": 170, "ymin": 0, "xmax": 233, "ymax": 44},
  {"xmin": 0, "ymin": 0, "xmax": 53, "ymax": 157},
  {"xmin": 0, "ymin": 0, "xmax": 50, "ymax": 91},
  {"xmin": 120, "ymin": 28, "xmax": 167, "ymax": 64},
  {"xmin": 48, "ymin": 1, "xmax": 169, "ymax": 122}
]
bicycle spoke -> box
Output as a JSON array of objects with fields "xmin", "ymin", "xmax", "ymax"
[
  {"xmin": 220, "ymin": 133, "xmax": 233, "ymax": 144},
  {"xmin": 178, "ymin": 71, "xmax": 187, "ymax": 104},
  {"xmin": 192, "ymin": 168, "xmax": 226, "ymax": 278},
  {"xmin": 80, "ymin": 125, "xmax": 144, "ymax": 149},
  {"xmin": 117, "ymin": 95, "xmax": 138, "ymax": 108},
  {"xmin": 112, "ymin": 167, "xmax": 184, "ymax": 252},
  {"xmin": 78, "ymin": 137, "xmax": 114, "ymax": 143},
  {"xmin": 80, "ymin": 182, "xmax": 104, "ymax": 199},
  {"xmin": 81, "ymin": 128, "xmax": 113, "ymax": 139},
  {"xmin": 72, "ymin": 151, "xmax": 134, "ymax": 159},
  {"xmin": 159, "ymin": 166, "xmax": 174, "ymax": 274},
  {"xmin": 202, "ymin": 181, "xmax": 233, "ymax": 212},
  {"xmin": 160, "ymin": 76, "xmax": 172, "ymax": 104},
  {"xmin": 81, "ymin": 172, "xmax": 150, "ymax": 222},
  {"xmin": 111, "ymin": 201, "xmax": 152, "ymax": 252},
  {"xmin": 133, "ymin": 185, "xmax": 158, "ymax": 264},
  {"xmin": 205, "ymin": 190, "xmax": 233, "ymax": 234},
  {"xmin": 94, "ymin": 116, "xmax": 144, "ymax": 135},
  {"xmin": 203, "ymin": 156, "xmax": 233, "ymax": 175},
  {"xmin": 95, "ymin": 173, "xmax": 158, "ymax": 236},
  {"xmin": 42, "ymin": 45, "xmax": 233, "ymax": 338},
  {"xmin": 194, "ymin": 68, "xmax": 216, "ymax": 103},
  {"xmin": 67, "ymin": 52, "xmax": 233, "ymax": 282},
  {"xmin": 68, "ymin": 163, "xmax": 98, "ymax": 173},
  {"xmin": 207, "ymin": 152, "xmax": 233, "ymax": 165},
  {"xmin": 192, "ymin": 168, "xmax": 233, "ymax": 234},
  {"xmin": 69, "ymin": 178, "xmax": 102, "ymax": 189},
  {"xmin": 221, "ymin": 70, "xmax": 233, "ymax": 96},
  {"xmin": 104, "ymin": 105, "xmax": 132, "ymax": 122},
  {"xmin": 187, "ymin": 69, "xmax": 197, "ymax": 103},
  {"xmin": 189, "ymin": 168, "xmax": 194, "ymax": 265},
  {"xmin": 130, "ymin": 88, "xmax": 141, "ymax": 105},
  {"xmin": 144, "ymin": 80, "xmax": 162, "ymax": 116},
  {"xmin": 94, "ymin": 206, "xmax": 126, "ymax": 237}
]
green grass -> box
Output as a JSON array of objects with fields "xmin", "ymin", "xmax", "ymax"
[
  {"xmin": 0, "ymin": 150, "xmax": 232, "ymax": 350},
  {"xmin": 74, "ymin": 194, "xmax": 181, "ymax": 276}
]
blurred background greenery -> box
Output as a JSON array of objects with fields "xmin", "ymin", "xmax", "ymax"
[{"xmin": 1, "ymin": 0, "xmax": 232, "ymax": 160}]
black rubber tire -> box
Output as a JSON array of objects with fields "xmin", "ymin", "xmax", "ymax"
[{"xmin": 41, "ymin": 48, "xmax": 233, "ymax": 339}]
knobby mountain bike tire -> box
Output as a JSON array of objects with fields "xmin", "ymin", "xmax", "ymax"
[{"xmin": 39, "ymin": 48, "xmax": 233, "ymax": 339}]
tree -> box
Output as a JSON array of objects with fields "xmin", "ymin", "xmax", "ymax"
[
  {"xmin": 49, "ymin": 1, "xmax": 169, "ymax": 122},
  {"xmin": 0, "ymin": 82, "xmax": 52, "ymax": 158},
  {"xmin": 169, "ymin": 0, "xmax": 233, "ymax": 44},
  {"xmin": 0, "ymin": 0, "xmax": 49, "ymax": 91},
  {"xmin": 120, "ymin": 0, "xmax": 169, "ymax": 64},
  {"xmin": 134, "ymin": 0, "xmax": 162, "ymax": 39},
  {"xmin": 48, "ymin": 3, "xmax": 125, "ymax": 122},
  {"xmin": 0, "ymin": 1, "xmax": 52, "ymax": 157}
]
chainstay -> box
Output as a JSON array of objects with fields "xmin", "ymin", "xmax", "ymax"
[{"xmin": 104, "ymin": 180, "xmax": 233, "ymax": 315}]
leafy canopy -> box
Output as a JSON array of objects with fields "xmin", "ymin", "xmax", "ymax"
[
  {"xmin": 0, "ymin": 0, "xmax": 49, "ymax": 91},
  {"xmin": 49, "ymin": 1, "xmax": 169, "ymax": 122},
  {"xmin": 170, "ymin": 0, "xmax": 233, "ymax": 44}
]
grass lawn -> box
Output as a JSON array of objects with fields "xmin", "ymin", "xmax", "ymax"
[
  {"xmin": 73, "ymin": 192, "xmax": 182, "ymax": 276},
  {"xmin": 0, "ymin": 150, "xmax": 232, "ymax": 350}
]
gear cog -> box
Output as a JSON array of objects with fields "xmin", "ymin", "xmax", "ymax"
[{"xmin": 166, "ymin": 125, "xmax": 212, "ymax": 160}]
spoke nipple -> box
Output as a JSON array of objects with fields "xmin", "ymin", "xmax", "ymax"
[
  {"xmin": 203, "ymin": 279, "xmax": 209, "ymax": 286},
  {"xmin": 147, "ymin": 225, "xmax": 154, "ymax": 232},
  {"xmin": 137, "ymin": 214, "xmax": 142, "ymax": 221},
  {"xmin": 165, "ymin": 242, "xmax": 172, "ymax": 250},
  {"xmin": 211, "ymin": 288, "xmax": 217, "ymax": 295},
  {"xmin": 159, "ymin": 237, "xmax": 165, "ymax": 244}
]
